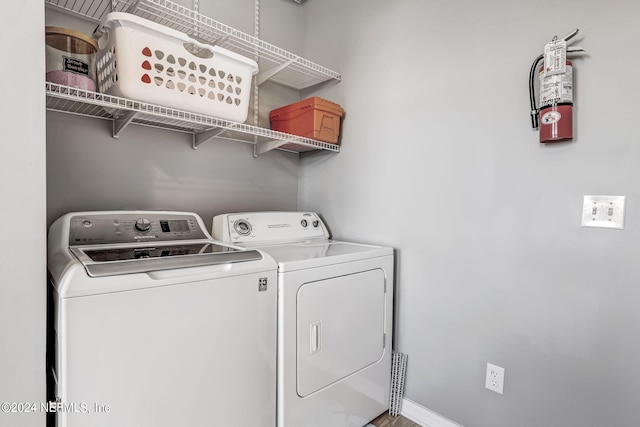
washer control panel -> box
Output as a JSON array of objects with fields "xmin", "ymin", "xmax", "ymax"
[
  {"xmin": 69, "ymin": 212, "xmax": 209, "ymax": 245},
  {"xmin": 213, "ymin": 212, "xmax": 329, "ymax": 244}
]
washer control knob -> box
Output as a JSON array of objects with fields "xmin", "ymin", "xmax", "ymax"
[
  {"xmin": 312, "ymin": 220, "xmax": 319, "ymax": 228},
  {"xmin": 234, "ymin": 219, "xmax": 252, "ymax": 236},
  {"xmin": 300, "ymin": 219, "xmax": 308, "ymax": 228},
  {"xmin": 134, "ymin": 218, "xmax": 152, "ymax": 232}
]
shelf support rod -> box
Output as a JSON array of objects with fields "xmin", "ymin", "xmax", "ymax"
[
  {"xmin": 112, "ymin": 111, "xmax": 138, "ymax": 139},
  {"xmin": 254, "ymin": 139, "xmax": 290, "ymax": 157},
  {"xmin": 256, "ymin": 59, "xmax": 295, "ymax": 86},
  {"xmin": 193, "ymin": 127, "xmax": 226, "ymax": 149},
  {"xmin": 193, "ymin": 0, "xmax": 200, "ymax": 38}
]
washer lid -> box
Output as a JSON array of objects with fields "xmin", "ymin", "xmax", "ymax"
[
  {"xmin": 71, "ymin": 242, "xmax": 262, "ymax": 277},
  {"xmin": 249, "ymin": 240, "xmax": 393, "ymax": 272}
]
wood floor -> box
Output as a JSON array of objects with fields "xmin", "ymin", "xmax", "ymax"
[{"xmin": 369, "ymin": 411, "xmax": 422, "ymax": 427}]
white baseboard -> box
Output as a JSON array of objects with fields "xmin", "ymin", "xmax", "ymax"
[{"xmin": 400, "ymin": 398, "xmax": 462, "ymax": 427}]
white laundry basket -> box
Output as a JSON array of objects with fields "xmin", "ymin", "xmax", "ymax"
[{"xmin": 96, "ymin": 12, "xmax": 258, "ymax": 122}]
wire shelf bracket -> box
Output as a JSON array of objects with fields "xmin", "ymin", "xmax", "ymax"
[
  {"xmin": 112, "ymin": 110, "xmax": 138, "ymax": 138},
  {"xmin": 192, "ymin": 127, "xmax": 227, "ymax": 149},
  {"xmin": 254, "ymin": 139, "xmax": 289, "ymax": 157},
  {"xmin": 256, "ymin": 59, "xmax": 295, "ymax": 86}
]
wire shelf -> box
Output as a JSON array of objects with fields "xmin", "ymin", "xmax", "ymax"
[
  {"xmin": 46, "ymin": 83, "xmax": 341, "ymax": 155},
  {"xmin": 44, "ymin": 0, "xmax": 341, "ymax": 90}
]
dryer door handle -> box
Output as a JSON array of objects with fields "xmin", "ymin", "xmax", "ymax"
[{"xmin": 310, "ymin": 321, "xmax": 322, "ymax": 355}]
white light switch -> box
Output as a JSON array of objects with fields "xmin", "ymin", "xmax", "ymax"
[{"xmin": 581, "ymin": 195, "xmax": 626, "ymax": 229}]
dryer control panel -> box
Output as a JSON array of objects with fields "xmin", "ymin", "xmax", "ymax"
[{"xmin": 213, "ymin": 212, "xmax": 330, "ymax": 244}]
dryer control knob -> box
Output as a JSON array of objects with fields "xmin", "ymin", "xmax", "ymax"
[
  {"xmin": 134, "ymin": 218, "xmax": 152, "ymax": 232},
  {"xmin": 234, "ymin": 219, "xmax": 252, "ymax": 236},
  {"xmin": 300, "ymin": 219, "xmax": 308, "ymax": 228}
]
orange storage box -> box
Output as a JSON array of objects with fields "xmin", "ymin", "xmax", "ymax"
[{"xmin": 269, "ymin": 97, "xmax": 344, "ymax": 144}]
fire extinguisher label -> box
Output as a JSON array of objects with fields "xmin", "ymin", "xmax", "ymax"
[
  {"xmin": 543, "ymin": 40, "xmax": 567, "ymax": 77},
  {"xmin": 539, "ymin": 65, "xmax": 573, "ymax": 107},
  {"xmin": 541, "ymin": 110, "xmax": 562, "ymax": 125}
]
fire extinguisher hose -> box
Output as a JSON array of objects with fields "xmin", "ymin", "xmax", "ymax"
[{"xmin": 528, "ymin": 53, "xmax": 544, "ymax": 130}]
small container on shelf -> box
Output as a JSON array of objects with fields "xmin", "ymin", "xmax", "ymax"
[
  {"xmin": 95, "ymin": 12, "xmax": 258, "ymax": 122},
  {"xmin": 269, "ymin": 97, "xmax": 344, "ymax": 144},
  {"xmin": 45, "ymin": 27, "xmax": 98, "ymax": 91}
]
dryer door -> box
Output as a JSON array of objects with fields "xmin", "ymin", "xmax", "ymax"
[{"xmin": 296, "ymin": 268, "xmax": 385, "ymax": 397}]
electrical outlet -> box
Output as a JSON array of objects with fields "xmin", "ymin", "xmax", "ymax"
[{"xmin": 485, "ymin": 363, "xmax": 505, "ymax": 394}]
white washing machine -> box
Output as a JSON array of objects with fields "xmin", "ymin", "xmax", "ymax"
[
  {"xmin": 47, "ymin": 211, "xmax": 277, "ymax": 427},
  {"xmin": 212, "ymin": 211, "xmax": 394, "ymax": 427}
]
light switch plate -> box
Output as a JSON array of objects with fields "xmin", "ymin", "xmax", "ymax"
[{"xmin": 581, "ymin": 195, "xmax": 626, "ymax": 229}]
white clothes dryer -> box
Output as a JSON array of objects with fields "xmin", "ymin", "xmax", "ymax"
[
  {"xmin": 47, "ymin": 211, "xmax": 277, "ymax": 427},
  {"xmin": 213, "ymin": 211, "xmax": 394, "ymax": 427}
]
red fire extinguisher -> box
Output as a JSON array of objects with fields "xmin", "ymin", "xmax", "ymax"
[
  {"xmin": 538, "ymin": 59, "xmax": 573, "ymax": 142},
  {"xmin": 529, "ymin": 30, "xmax": 585, "ymax": 143}
]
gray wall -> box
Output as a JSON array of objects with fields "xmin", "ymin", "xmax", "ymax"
[
  {"xmin": 0, "ymin": 0, "xmax": 47, "ymax": 426},
  {"xmin": 46, "ymin": 112, "xmax": 299, "ymax": 227},
  {"xmin": 299, "ymin": 1, "xmax": 640, "ymax": 426}
]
